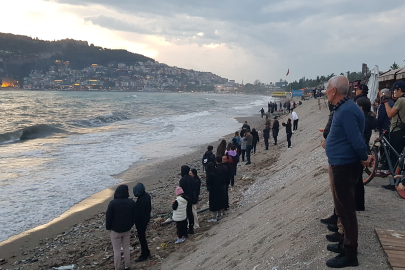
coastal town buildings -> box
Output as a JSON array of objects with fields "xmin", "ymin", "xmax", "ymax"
[{"xmin": 20, "ymin": 60, "xmax": 229, "ymax": 91}]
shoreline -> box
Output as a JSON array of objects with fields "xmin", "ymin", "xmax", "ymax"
[{"xmin": 0, "ymin": 112, "xmax": 268, "ymax": 267}]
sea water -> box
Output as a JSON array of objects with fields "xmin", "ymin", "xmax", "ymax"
[{"xmin": 0, "ymin": 90, "xmax": 273, "ymax": 242}]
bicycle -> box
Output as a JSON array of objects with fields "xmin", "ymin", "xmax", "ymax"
[{"xmin": 362, "ymin": 130, "xmax": 405, "ymax": 199}]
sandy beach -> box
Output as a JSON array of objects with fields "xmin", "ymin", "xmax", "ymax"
[{"xmin": 1, "ymin": 97, "xmax": 404, "ymax": 270}]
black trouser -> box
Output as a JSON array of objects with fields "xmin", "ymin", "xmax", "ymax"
[
  {"xmin": 246, "ymin": 145, "xmax": 252, "ymax": 163},
  {"xmin": 293, "ymin": 119, "xmax": 298, "ymax": 131},
  {"xmin": 286, "ymin": 133, "xmax": 292, "ymax": 148},
  {"xmin": 389, "ymin": 129, "xmax": 405, "ymax": 169},
  {"xmin": 241, "ymin": 149, "xmax": 246, "ymax": 161},
  {"xmin": 176, "ymin": 219, "xmax": 188, "ymax": 238},
  {"xmin": 224, "ymin": 185, "xmax": 229, "ymax": 208},
  {"xmin": 264, "ymin": 137, "xmax": 269, "ymax": 150},
  {"xmin": 186, "ymin": 202, "xmax": 194, "ymax": 229},
  {"xmin": 330, "ymin": 162, "xmax": 362, "ymax": 259},
  {"xmin": 252, "ymin": 142, "xmax": 257, "ymax": 153},
  {"xmin": 136, "ymin": 224, "xmax": 150, "ymax": 256}
]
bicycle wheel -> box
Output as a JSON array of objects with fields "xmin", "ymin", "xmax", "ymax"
[{"xmin": 363, "ymin": 147, "xmax": 378, "ymax": 185}]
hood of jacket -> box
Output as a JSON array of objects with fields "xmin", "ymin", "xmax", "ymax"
[
  {"xmin": 181, "ymin": 165, "xmax": 190, "ymax": 177},
  {"xmin": 133, "ymin": 183, "xmax": 145, "ymax": 197},
  {"xmin": 114, "ymin": 184, "xmax": 129, "ymax": 199}
]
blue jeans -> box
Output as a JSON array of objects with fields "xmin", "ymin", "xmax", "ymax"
[{"xmin": 246, "ymin": 145, "xmax": 252, "ymax": 163}]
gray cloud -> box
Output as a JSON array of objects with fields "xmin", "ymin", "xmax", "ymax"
[{"xmin": 52, "ymin": 0, "xmax": 405, "ymax": 82}]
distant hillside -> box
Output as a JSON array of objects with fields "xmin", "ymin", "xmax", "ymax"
[{"xmin": 0, "ymin": 33, "xmax": 154, "ymax": 81}]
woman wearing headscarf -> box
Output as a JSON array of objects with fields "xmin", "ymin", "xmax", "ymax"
[
  {"xmin": 216, "ymin": 139, "xmax": 227, "ymax": 157},
  {"xmin": 205, "ymin": 162, "xmax": 224, "ymax": 222},
  {"xmin": 106, "ymin": 185, "xmax": 136, "ymax": 270}
]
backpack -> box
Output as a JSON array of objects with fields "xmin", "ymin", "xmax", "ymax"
[
  {"xmin": 226, "ymin": 152, "xmax": 234, "ymax": 164},
  {"xmin": 203, "ymin": 153, "xmax": 209, "ymax": 165}
]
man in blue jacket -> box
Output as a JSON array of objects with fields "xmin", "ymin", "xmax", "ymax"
[{"xmin": 324, "ymin": 75, "xmax": 374, "ymax": 268}]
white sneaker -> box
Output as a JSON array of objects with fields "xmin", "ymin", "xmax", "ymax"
[
  {"xmin": 288, "ymin": 147, "xmax": 291, "ymax": 150},
  {"xmin": 208, "ymin": 218, "xmax": 217, "ymax": 222},
  {"xmin": 175, "ymin": 237, "xmax": 185, "ymax": 244}
]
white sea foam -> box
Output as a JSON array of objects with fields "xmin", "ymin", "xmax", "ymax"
[{"xmin": 0, "ymin": 91, "xmax": 273, "ymax": 242}]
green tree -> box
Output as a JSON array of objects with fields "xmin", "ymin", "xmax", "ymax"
[{"xmin": 390, "ymin": 62, "xmax": 400, "ymax": 70}]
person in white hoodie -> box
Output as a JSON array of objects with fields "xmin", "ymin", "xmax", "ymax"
[
  {"xmin": 172, "ymin": 186, "xmax": 189, "ymax": 244},
  {"xmin": 291, "ymin": 109, "xmax": 299, "ymax": 132}
]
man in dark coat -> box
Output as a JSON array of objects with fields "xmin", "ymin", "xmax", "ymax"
[
  {"xmin": 133, "ymin": 183, "xmax": 152, "ymax": 262},
  {"xmin": 202, "ymin": 145, "xmax": 216, "ymax": 171},
  {"xmin": 272, "ymin": 117, "xmax": 279, "ymax": 145},
  {"xmin": 263, "ymin": 124, "xmax": 270, "ymax": 150},
  {"xmin": 179, "ymin": 165, "xmax": 195, "ymax": 234}
]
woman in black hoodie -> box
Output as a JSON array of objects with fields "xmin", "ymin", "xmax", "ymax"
[
  {"xmin": 272, "ymin": 117, "xmax": 280, "ymax": 145},
  {"xmin": 133, "ymin": 183, "xmax": 152, "ymax": 262},
  {"xmin": 106, "ymin": 185, "xmax": 136, "ymax": 270},
  {"xmin": 282, "ymin": 118, "xmax": 292, "ymax": 149},
  {"xmin": 179, "ymin": 165, "xmax": 195, "ymax": 234}
]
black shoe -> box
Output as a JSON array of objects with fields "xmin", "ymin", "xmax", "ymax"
[
  {"xmin": 321, "ymin": 214, "xmax": 338, "ymax": 226},
  {"xmin": 326, "ymin": 232, "xmax": 343, "ymax": 242},
  {"xmin": 327, "ymin": 224, "xmax": 339, "ymax": 233},
  {"xmin": 135, "ymin": 254, "xmax": 150, "ymax": 262},
  {"xmin": 246, "ymin": 162, "xmax": 251, "ymax": 165},
  {"xmin": 327, "ymin": 243, "xmax": 343, "ymax": 253},
  {"xmin": 187, "ymin": 228, "xmax": 194, "ymax": 234},
  {"xmin": 124, "ymin": 267, "xmax": 131, "ymax": 270},
  {"xmin": 326, "ymin": 253, "xmax": 358, "ymax": 268},
  {"xmin": 382, "ymin": 184, "xmax": 396, "ymax": 191}
]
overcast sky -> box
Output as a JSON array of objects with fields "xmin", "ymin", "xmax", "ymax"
[{"xmin": 1, "ymin": 0, "xmax": 405, "ymax": 83}]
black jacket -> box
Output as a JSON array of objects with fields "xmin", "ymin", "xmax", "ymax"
[
  {"xmin": 133, "ymin": 183, "xmax": 151, "ymax": 229},
  {"xmin": 282, "ymin": 121, "xmax": 292, "ymax": 134},
  {"xmin": 179, "ymin": 165, "xmax": 194, "ymax": 202},
  {"xmin": 106, "ymin": 185, "xmax": 136, "ymax": 233},
  {"xmin": 192, "ymin": 176, "xmax": 201, "ymax": 204},
  {"xmin": 202, "ymin": 151, "xmax": 216, "ymax": 167},
  {"xmin": 263, "ymin": 127, "xmax": 270, "ymax": 139},
  {"xmin": 251, "ymin": 130, "xmax": 259, "ymax": 143},
  {"xmin": 214, "ymin": 163, "xmax": 229, "ymax": 187},
  {"xmin": 272, "ymin": 120, "xmax": 279, "ymax": 136},
  {"xmin": 206, "ymin": 172, "xmax": 224, "ymax": 211}
]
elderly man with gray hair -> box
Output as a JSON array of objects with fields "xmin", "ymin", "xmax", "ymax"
[{"xmin": 324, "ymin": 75, "xmax": 374, "ymax": 268}]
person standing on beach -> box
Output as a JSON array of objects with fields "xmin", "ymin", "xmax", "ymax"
[
  {"xmin": 244, "ymin": 130, "xmax": 253, "ymax": 165},
  {"xmin": 272, "ymin": 117, "xmax": 279, "ymax": 145},
  {"xmin": 179, "ymin": 165, "xmax": 195, "ymax": 234},
  {"xmin": 202, "ymin": 145, "xmax": 216, "ymax": 172},
  {"xmin": 282, "ymin": 118, "xmax": 292, "ymax": 149},
  {"xmin": 189, "ymin": 169, "xmax": 201, "ymax": 229},
  {"xmin": 286, "ymin": 101, "xmax": 291, "ymax": 113},
  {"xmin": 232, "ymin": 131, "xmax": 241, "ymax": 156},
  {"xmin": 106, "ymin": 185, "xmax": 136, "ymax": 270},
  {"xmin": 221, "ymin": 155, "xmax": 231, "ymax": 210},
  {"xmin": 292, "ymin": 109, "xmax": 299, "ymax": 132},
  {"xmin": 133, "ymin": 183, "xmax": 152, "ymax": 262},
  {"xmin": 324, "ymin": 75, "xmax": 373, "ymax": 268},
  {"xmin": 228, "ymin": 145, "xmax": 239, "ymax": 186},
  {"xmin": 172, "ymin": 187, "xmax": 188, "ymax": 243},
  {"xmin": 240, "ymin": 133, "xmax": 247, "ymax": 162},
  {"xmin": 216, "ymin": 139, "xmax": 227, "ymax": 157},
  {"xmin": 251, "ymin": 128, "xmax": 259, "ymax": 154},
  {"xmin": 205, "ymin": 162, "xmax": 224, "ymax": 222},
  {"xmin": 260, "ymin": 108, "xmax": 265, "ymax": 118},
  {"xmin": 263, "ymin": 124, "xmax": 270, "ymax": 150},
  {"xmin": 215, "ymin": 155, "xmax": 229, "ymax": 211}
]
